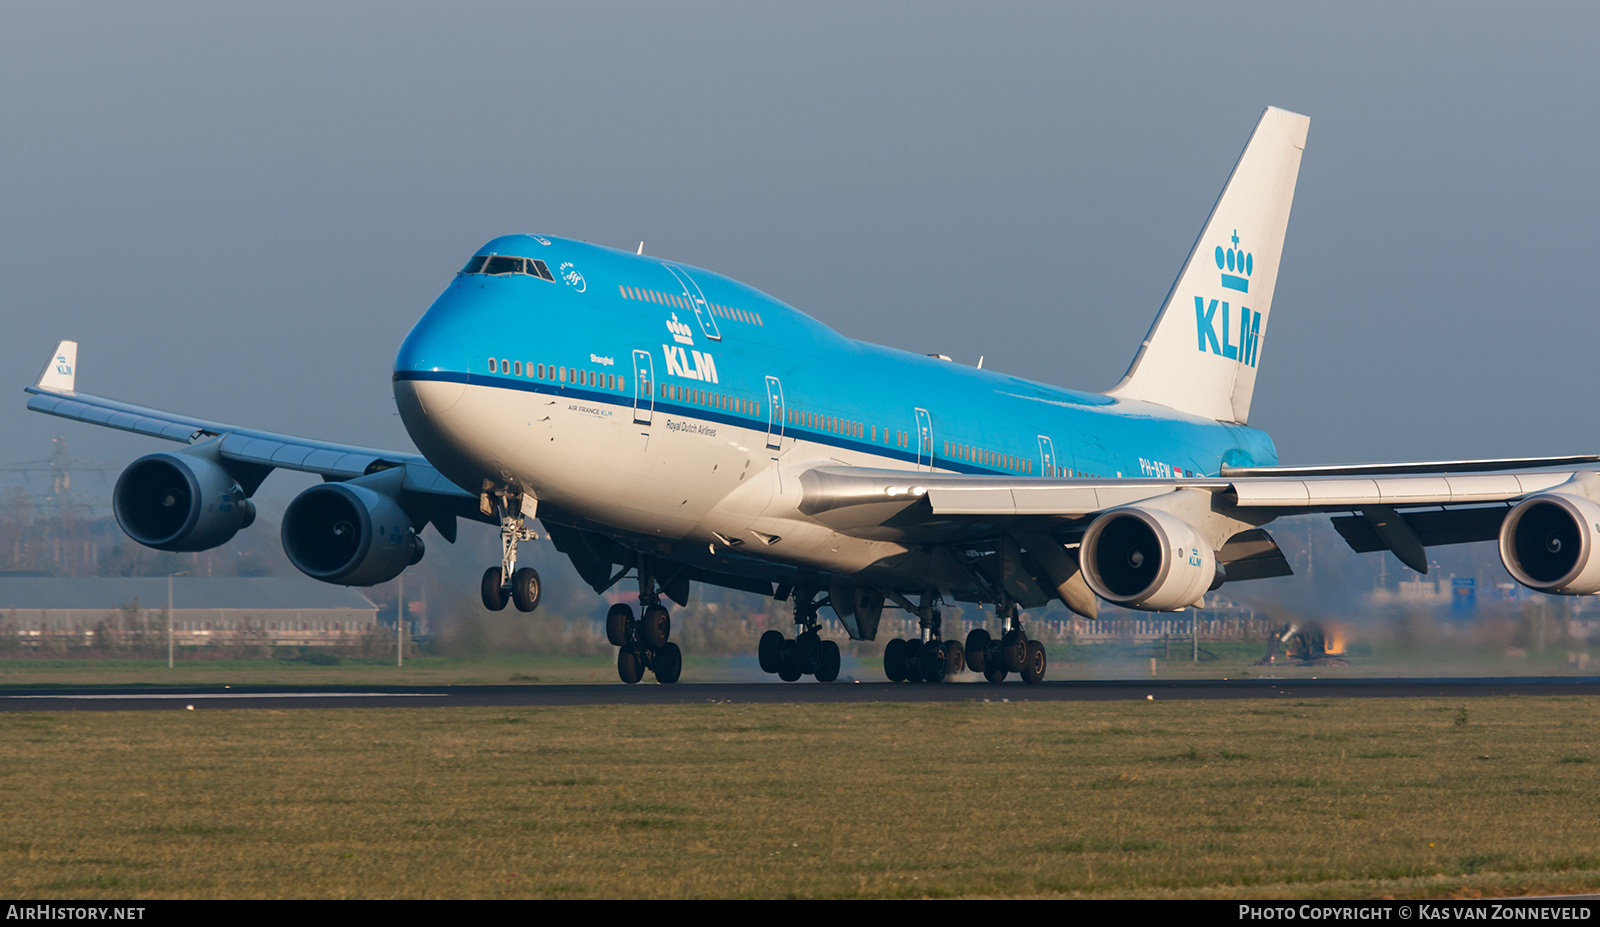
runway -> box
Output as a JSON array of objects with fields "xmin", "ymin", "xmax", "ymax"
[{"xmin": 3, "ymin": 676, "xmax": 1598, "ymax": 711}]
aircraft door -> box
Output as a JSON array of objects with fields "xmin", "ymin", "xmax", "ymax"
[
  {"xmin": 915, "ymin": 407, "xmax": 933, "ymax": 471},
  {"xmin": 765, "ymin": 376, "xmax": 786, "ymax": 450},
  {"xmin": 663, "ymin": 265, "xmax": 722, "ymax": 342},
  {"xmin": 632, "ymin": 350, "xmax": 655, "ymax": 425},
  {"xmin": 1038, "ymin": 435, "xmax": 1057, "ymax": 477}
]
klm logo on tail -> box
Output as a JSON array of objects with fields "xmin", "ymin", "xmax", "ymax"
[{"xmin": 1195, "ymin": 230, "xmax": 1260, "ymax": 367}]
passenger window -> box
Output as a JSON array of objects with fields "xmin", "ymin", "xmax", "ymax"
[
  {"xmin": 559, "ymin": 367, "xmax": 567, "ymax": 382},
  {"xmin": 537, "ymin": 364, "xmax": 544, "ymax": 379},
  {"xmin": 514, "ymin": 361, "xmax": 522, "ymax": 376},
  {"xmin": 488, "ymin": 357, "xmax": 497, "ymax": 372}
]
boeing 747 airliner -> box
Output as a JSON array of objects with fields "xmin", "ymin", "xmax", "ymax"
[{"xmin": 28, "ymin": 107, "xmax": 1600, "ymax": 684}]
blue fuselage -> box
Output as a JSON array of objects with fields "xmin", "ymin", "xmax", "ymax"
[{"xmin": 394, "ymin": 234, "xmax": 1277, "ymax": 491}]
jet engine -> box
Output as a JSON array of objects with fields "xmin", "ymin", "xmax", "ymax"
[
  {"xmin": 113, "ymin": 452, "xmax": 256, "ymax": 552},
  {"xmin": 1080, "ymin": 506, "xmax": 1220, "ymax": 611},
  {"xmin": 281, "ymin": 481, "xmax": 424, "ymax": 586},
  {"xmin": 1498, "ymin": 493, "xmax": 1600, "ymax": 595}
]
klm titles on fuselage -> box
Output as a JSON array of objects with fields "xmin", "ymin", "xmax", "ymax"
[
  {"xmin": 662, "ymin": 312, "xmax": 720, "ymax": 384},
  {"xmin": 1196, "ymin": 230, "xmax": 1261, "ymax": 367}
]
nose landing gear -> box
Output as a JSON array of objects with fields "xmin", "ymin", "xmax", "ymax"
[{"xmin": 480, "ymin": 490, "xmax": 541, "ymax": 613}]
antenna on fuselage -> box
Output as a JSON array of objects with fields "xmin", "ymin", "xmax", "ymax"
[
  {"xmin": 977, "ymin": 356, "xmax": 984, "ymax": 369},
  {"xmin": 637, "ymin": 242, "xmax": 644, "ymax": 255}
]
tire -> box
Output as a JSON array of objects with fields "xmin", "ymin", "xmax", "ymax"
[
  {"xmin": 654, "ymin": 642, "xmax": 683, "ymax": 684},
  {"xmin": 617, "ymin": 648, "xmax": 645, "ymax": 684},
  {"xmin": 480, "ymin": 567, "xmax": 508, "ymax": 611},
  {"xmin": 919, "ymin": 640, "xmax": 947, "ymax": 683},
  {"xmin": 795, "ymin": 630, "xmax": 822, "ymax": 674},
  {"xmin": 943, "ymin": 640, "xmax": 965, "ymax": 676},
  {"xmin": 815, "ymin": 640, "xmax": 841, "ymax": 683},
  {"xmin": 777, "ymin": 639, "xmax": 802, "ymax": 682},
  {"xmin": 901, "ymin": 639, "xmax": 925, "ymax": 683},
  {"xmin": 1021, "ymin": 640, "xmax": 1046, "ymax": 684},
  {"xmin": 642, "ymin": 604, "xmax": 671, "ymax": 649},
  {"xmin": 964, "ymin": 628, "xmax": 991, "ymax": 673},
  {"xmin": 606, "ymin": 604, "xmax": 634, "ymax": 647},
  {"xmin": 512, "ymin": 568, "xmax": 541, "ymax": 612},
  {"xmin": 883, "ymin": 637, "xmax": 908, "ymax": 682},
  {"xmin": 1001, "ymin": 629, "xmax": 1028, "ymax": 673},
  {"xmin": 983, "ymin": 643, "xmax": 1007, "ymax": 683},
  {"xmin": 758, "ymin": 629, "xmax": 785, "ymax": 674}
]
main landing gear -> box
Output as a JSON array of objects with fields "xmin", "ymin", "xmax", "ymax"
[
  {"xmin": 964, "ymin": 599, "xmax": 1047, "ymax": 685},
  {"xmin": 607, "ymin": 559, "xmax": 682, "ymax": 685},
  {"xmin": 480, "ymin": 493, "xmax": 542, "ymax": 613},
  {"xmin": 882, "ymin": 592, "xmax": 966, "ymax": 683},
  {"xmin": 758, "ymin": 589, "xmax": 841, "ymax": 683}
]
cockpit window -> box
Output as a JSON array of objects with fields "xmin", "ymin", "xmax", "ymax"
[{"xmin": 461, "ymin": 254, "xmax": 555, "ymax": 281}]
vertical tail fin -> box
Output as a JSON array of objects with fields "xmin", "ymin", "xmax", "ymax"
[{"xmin": 1105, "ymin": 106, "xmax": 1309, "ymax": 424}]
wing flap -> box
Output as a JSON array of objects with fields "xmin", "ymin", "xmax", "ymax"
[
  {"xmin": 1227, "ymin": 470, "xmax": 1575, "ymax": 510},
  {"xmin": 1331, "ymin": 507, "xmax": 1508, "ymax": 554},
  {"xmin": 1223, "ymin": 455, "xmax": 1600, "ymax": 478}
]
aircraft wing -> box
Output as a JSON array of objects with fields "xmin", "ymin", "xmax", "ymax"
[
  {"xmin": 797, "ymin": 460, "xmax": 1596, "ymax": 580},
  {"xmin": 24, "ymin": 341, "xmax": 478, "ymax": 528}
]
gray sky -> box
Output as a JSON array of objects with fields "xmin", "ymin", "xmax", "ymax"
[{"xmin": 5, "ymin": 2, "xmax": 1597, "ymax": 509}]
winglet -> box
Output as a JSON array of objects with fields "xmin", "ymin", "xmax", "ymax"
[{"xmin": 36, "ymin": 340, "xmax": 78, "ymax": 392}]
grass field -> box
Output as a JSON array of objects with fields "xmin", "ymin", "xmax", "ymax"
[{"xmin": 3, "ymin": 696, "xmax": 1600, "ymax": 899}]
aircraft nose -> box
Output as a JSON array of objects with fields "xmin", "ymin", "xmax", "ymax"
[{"xmin": 393, "ymin": 325, "xmax": 468, "ymax": 415}]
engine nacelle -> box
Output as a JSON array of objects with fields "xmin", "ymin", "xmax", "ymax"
[
  {"xmin": 281, "ymin": 482, "xmax": 424, "ymax": 586},
  {"xmin": 1080, "ymin": 506, "xmax": 1219, "ymax": 611},
  {"xmin": 113, "ymin": 452, "xmax": 256, "ymax": 552},
  {"xmin": 1498, "ymin": 493, "xmax": 1600, "ymax": 595}
]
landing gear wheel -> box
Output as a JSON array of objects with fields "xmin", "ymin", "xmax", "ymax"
[
  {"xmin": 795, "ymin": 631, "xmax": 822, "ymax": 675},
  {"xmin": 480, "ymin": 567, "xmax": 508, "ymax": 611},
  {"xmin": 642, "ymin": 604, "xmax": 671, "ymax": 649},
  {"xmin": 617, "ymin": 648, "xmax": 645, "ymax": 685},
  {"xmin": 983, "ymin": 643, "xmax": 1007, "ymax": 683},
  {"xmin": 1021, "ymin": 640, "xmax": 1046, "ymax": 684},
  {"xmin": 883, "ymin": 637, "xmax": 909, "ymax": 682},
  {"xmin": 758, "ymin": 629, "xmax": 784, "ymax": 674},
  {"xmin": 902, "ymin": 640, "xmax": 925, "ymax": 683},
  {"xmin": 606, "ymin": 604, "xmax": 634, "ymax": 647},
  {"xmin": 512, "ymin": 568, "xmax": 541, "ymax": 612},
  {"xmin": 943, "ymin": 640, "xmax": 965, "ymax": 676},
  {"xmin": 965, "ymin": 629, "xmax": 991, "ymax": 674},
  {"xmin": 815, "ymin": 640, "xmax": 841, "ymax": 682},
  {"xmin": 1001, "ymin": 629, "xmax": 1028, "ymax": 673},
  {"xmin": 919, "ymin": 640, "xmax": 947, "ymax": 683},
  {"xmin": 777, "ymin": 639, "xmax": 803, "ymax": 682},
  {"xmin": 654, "ymin": 642, "xmax": 683, "ymax": 684}
]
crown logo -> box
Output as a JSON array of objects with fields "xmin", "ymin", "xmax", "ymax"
[
  {"xmin": 666, "ymin": 313, "xmax": 695, "ymax": 346},
  {"xmin": 1214, "ymin": 229, "xmax": 1252, "ymax": 293}
]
